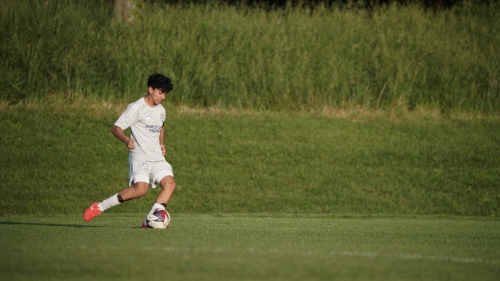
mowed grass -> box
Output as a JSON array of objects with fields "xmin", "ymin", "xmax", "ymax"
[
  {"xmin": 0, "ymin": 215, "xmax": 499, "ymax": 281},
  {"xmin": 1, "ymin": 101, "xmax": 499, "ymax": 216}
]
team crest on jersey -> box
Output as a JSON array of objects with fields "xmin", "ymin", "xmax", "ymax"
[{"xmin": 140, "ymin": 162, "xmax": 149, "ymax": 171}]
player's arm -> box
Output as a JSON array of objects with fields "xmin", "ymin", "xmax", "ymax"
[
  {"xmin": 111, "ymin": 125, "xmax": 135, "ymax": 150},
  {"xmin": 159, "ymin": 123, "xmax": 165, "ymax": 156}
]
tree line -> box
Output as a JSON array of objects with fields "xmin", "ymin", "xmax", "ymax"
[{"xmin": 142, "ymin": 0, "xmax": 496, "ymax": 9}]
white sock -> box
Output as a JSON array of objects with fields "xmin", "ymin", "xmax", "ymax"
[
  {"xmin": 145, "ymin": 203, "xmax": 166, "ymax": 221},
  {"xmin": 149, "ymin": 203, "xmax": 165, "ymax": 214},
  {"xmin": 98, "ymin": 194, "xmax": 121, "ymax": 212}
]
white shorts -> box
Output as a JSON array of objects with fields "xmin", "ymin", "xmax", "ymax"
[{"xmin": 128, "ymin": 158, "xmax": 174, "ymax": 188}]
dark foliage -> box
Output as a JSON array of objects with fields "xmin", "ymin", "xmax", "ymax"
[{"xmin": 145, "ymin": 0, "xmax": 497, "ymax": 9}]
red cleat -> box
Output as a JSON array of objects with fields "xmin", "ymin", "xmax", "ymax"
[
  {"xmin": 141, "ymin": 221, "xmax": 149, "ymax": 228},
  {"xmin": 84, "ymin": 202, "xmax": 102, "ymax": 222}
]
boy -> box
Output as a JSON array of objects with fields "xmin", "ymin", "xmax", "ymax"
[{"xmin": 84, "ymin": 73, "xmax": 176, "ymax": 227}]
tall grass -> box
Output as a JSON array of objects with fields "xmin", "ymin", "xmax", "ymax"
[{"xmin": 1, "ymin": 0, "xmax": 499, "ymax": 113}]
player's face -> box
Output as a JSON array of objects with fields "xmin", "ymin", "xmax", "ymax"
[{"xmin": 149, "ymin": 87, "xmax": 167, "ymax": 106}]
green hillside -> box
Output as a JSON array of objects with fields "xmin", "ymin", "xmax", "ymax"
[{"xmin": 1, "ymin": 102, "xmax": 498, "ymax": 216}]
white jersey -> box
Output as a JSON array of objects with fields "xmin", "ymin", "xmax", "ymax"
[{"xmin": 114, "ymin": 97, "xmax": 166, "ymax": 162}]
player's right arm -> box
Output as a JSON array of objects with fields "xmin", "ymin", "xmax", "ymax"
[
  {"xmin": 113, "ymin": 99, "xmax": 143, "ymax": 151},
  {"xmin": 111, "ymin": 125, "xmax": 135, "ymax": 150}
]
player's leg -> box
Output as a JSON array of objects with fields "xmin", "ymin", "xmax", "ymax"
[
  {"xmin": 84, "ymin": 160, "xmax": 151, "ymax": 222},
  {"xmin": 146, "ymin": 176, "xmax": 175, "ymax": 215},
  {"xmin": 148, "ymin": 161, "xmax": 175, "ymax": 209},
  {"xmin": 141, "ymin": 162, "xmax": 175, "ymax": 227},
  {"xmin": 118, "ymin": 181, "xmax": 149, "ymax": 201},
  {"xmin": 141, "ymin": 175, "xmax": 176, "ymax": 228},
  {"xmin": 84, "ymin": 182, "xmax": 149, "ymax": 222},
  {"xmin": 156, "ymin": 175, "xmax": 176, "ymax": 205}
]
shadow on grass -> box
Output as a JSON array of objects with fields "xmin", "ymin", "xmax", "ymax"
[{"xmin": 0, "ymin": 221, "xmax": 104, "ymax": 228}]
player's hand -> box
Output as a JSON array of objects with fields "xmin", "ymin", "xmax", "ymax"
[
  {"xmin": 126, "ymin": 139, "xmax": 135, "ymax": 150},
  {"xmin": 160, "ymin": 144, "xmax": 166, "ymax": 156}
]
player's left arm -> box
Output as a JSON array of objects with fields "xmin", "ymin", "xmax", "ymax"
[{"xmin": 159, "ymin": 123, "xmax": 166, "ymax": 156}]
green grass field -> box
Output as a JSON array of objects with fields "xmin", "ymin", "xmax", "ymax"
[
  {"xmin": 1, "ymin": 101, "xmax": 499, "ymax": 279},
  {"xmin": 1, "ymin": 215, "xmax": 499, "ymax": 281},
  {"xmin": 2, "ymin": 1, "xmax": 500, "ymax": 279}
]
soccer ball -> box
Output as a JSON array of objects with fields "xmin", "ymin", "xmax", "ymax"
[{"xmin": 145, "ymin": 209, "xmax": 171, "ymax": 229}]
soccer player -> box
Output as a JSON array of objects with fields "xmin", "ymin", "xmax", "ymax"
[{"xmin": 84, "ymin": 73, "xmax": 176, "ymax": 227}]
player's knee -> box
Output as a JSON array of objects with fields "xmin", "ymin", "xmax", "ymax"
[
  {"xmin": 162, "ymin": 176, "xmax": 176, "ymax": 191},
  {"xmin": 137, "ymin": 188, "xmax": 148, "ymax": 197},
  {"xmin": 134, "ymin": 184, "xmax": 149, "ymax": 197}
]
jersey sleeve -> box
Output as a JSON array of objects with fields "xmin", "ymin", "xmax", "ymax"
[{"xmin": 114, "ymin": 103, "xmax": 140, "ymax": 130}]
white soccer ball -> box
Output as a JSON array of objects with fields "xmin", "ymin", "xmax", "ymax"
[{"xmin": 145, "ymin": 208, "xmax": 171, "ymax": 229}]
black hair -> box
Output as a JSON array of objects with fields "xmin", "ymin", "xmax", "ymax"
[{"xmin": 147, "ymin": 73, "xmax": 173, "ymax": 93}]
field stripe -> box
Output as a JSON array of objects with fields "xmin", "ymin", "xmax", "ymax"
[
  {"xmin": 333, "ymin": 251, "xmax": 499, "ymax": 264},
  {"xmin": 137, "ymin": 246, "xmax": 500, "ymax": 265}
]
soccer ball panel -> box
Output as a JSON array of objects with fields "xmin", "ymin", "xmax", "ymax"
[{"xmin": 146, "ymin": 209, "xmax": 170, "ymax": 229}]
